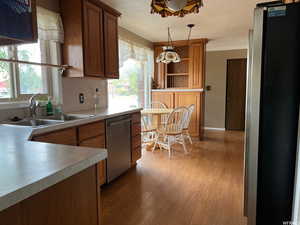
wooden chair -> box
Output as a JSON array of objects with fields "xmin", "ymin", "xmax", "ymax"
[
  {"xmin": 182, "ymin": 104, "xmax": 195, "ymax": 144},
  {"xmin": 151, "ymin": 101, "xmax": 168, "ymax": 126},
  {"xmin": 152, "ymin": 106, "xmax": 189, "ymax": 158}
]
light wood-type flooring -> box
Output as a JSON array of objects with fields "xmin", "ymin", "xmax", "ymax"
[{"xmin": 102, "ymin": 130, "xmax": 247, "ymax": 225}]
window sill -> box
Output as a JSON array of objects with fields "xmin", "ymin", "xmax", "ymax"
[{"xmin": 0, "ymin": 101, "xmax": 29, "ymax": 110}]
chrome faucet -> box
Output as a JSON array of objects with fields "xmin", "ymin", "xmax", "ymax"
[{"xmin": 29, "ymin": 94, "xmax": 39, "ymax": 119}]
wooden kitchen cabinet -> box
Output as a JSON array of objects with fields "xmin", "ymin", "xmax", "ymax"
[
  {"xmin": 104, "ymin": 11, "xmax": 119, "ymax": 78},
  {"xmin": 83, "ymin": 0, "xmax": 105, "ymax": 77},
  {"xmin": 32, "ymin": 128, "xmax": 77, "ymax": 145},
  {"xmin": 0, "ymin": 166, "xmax": 101, "ymax": 225},
  {"xmin": 151, "ymin": 91, "xmax": 204, "ymax": 139},
  {"xmin": 78, "ymin": 121, "xmax": 107, "ymax": 186},
  {"xmin": 174, "ymin": 92, "xmax": 201, "ymax": 137},
  {"xmin": 153, "ymin": 39, "xmax": 207, "ymax": 89},
  {"xmin": 152, "ymin": 91, "xmax": 174, "ymax": 108},
  {"xmin": 131, "ymin": 113, "xmax": 142, "ymax": 166},
  {"xmin": 61, "ymin": 0, "xmax": 121, "ymax": 78}
]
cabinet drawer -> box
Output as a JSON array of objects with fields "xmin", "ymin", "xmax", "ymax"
[
  {"xmin": 79, "ymin": 135, "xmax": 106, "ymax": 148},
  {"xmin": 131, "ymin": 123, "xmax": 141, "ymax": 137},
  {"xmin": 78, "ymin": 121, "xmax": 105, "ymax": 142},
  {"xmin": 132, "ymin": 112, "xmax": 141, "ymax": 124},
  {"xmin": 32, "ymin": 128, "xmax": 77, "ymax": 146},
  {"xmin": 132, "ymin": 135, "xmax": 141, "ymax": 149}
]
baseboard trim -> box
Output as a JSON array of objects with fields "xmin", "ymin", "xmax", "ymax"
[{"xmin": 204, "ymin": 127, "xmax": 226, "ymax": 131}]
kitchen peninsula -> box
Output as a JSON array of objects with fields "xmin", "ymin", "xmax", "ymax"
[{"xmin": 0, "ymin": 107, "xmax": 142, "ymax": 225}]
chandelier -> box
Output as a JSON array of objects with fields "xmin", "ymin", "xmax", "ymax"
[
  {"xmin": 151, "ymin": 0, "xmax": 203, "ymax": 18},
  {"xmin": 156, "ymin": 24, "xmax": 195, "ymax": 64}
]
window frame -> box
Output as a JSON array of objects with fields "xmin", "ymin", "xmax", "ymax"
[{"xmin": 0, "ymin": 41, "xmax": 52, "ymax": 103}]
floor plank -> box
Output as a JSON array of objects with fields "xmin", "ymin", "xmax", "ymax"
[{"xmin": 102, "ymin": 130, "xmax": 247, "ymax": 225}]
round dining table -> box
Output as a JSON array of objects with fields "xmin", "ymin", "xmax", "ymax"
[
  {"xmin": 141, "ymin": 108, "xmax": 173, "ymax": 129},
  {"xmin": 141, "ymin": 108, "xmax": 173, "ymax": 151}
]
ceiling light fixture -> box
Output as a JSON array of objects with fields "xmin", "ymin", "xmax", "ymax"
[
  {"xmin": 151, "ymin": 0, "xmax": 203, "ymax": 18},
  {"xmin": 156, "ymin": 24, "xmax": 195, "ymax": 64},
  {"xmin": 156, "ymin": 27, "xmax": 180, "ymax": 64}
]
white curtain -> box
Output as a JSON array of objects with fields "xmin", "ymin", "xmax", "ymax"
[{"xmin": 36, "ymin": 7, "xmax": 64, "ymax": 43}]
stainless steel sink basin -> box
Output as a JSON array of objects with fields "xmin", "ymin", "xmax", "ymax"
[
  {"xmin": 44, "ymin": 114, "xmax": 93, "ymax": 121},
  {"xmin": 5, "ymin": 119, "xmax": 64, "ymax": 127}
]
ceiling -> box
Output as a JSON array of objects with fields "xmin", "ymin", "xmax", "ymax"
[{"xmin": 101, "ymin": 0, "xmax": 268, "ymax": 51}]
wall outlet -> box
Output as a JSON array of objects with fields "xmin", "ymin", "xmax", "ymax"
[{"xmin": 79, "ymin": 93, "xmax": 84, "ymax": 104}]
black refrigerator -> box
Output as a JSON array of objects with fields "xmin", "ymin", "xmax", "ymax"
[{"xmin": 245, "ymin": 2, "xmax": 300, "ymax": 225}]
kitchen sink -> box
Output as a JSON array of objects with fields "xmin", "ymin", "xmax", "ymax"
[
  {"xmin": 45, "ymin": 114, "xmax": 93, "ymax": 121},
  {"xmin": 4, "ymin": 119, "xmax": 64, "ymax": 127}
]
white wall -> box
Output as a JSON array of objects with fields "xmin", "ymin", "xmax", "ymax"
[{"xmin": 205, "ymin": 49, "xmax": 248, "ymax": 129}]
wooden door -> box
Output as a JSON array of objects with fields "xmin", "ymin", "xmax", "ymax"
[
  {"xmin": 174, "ymin": 92, "xmax": 201, "ymax": 137},
  {"xmin": 189, "ymin": 43, "xmax": 205, "ymax": 89},
  {"xmin": 225, "ymin": 59, "xmax": 247, "ymax": 130},
  {"xmin": 154, "ymin": 46, "xmax": 166, "ymax": 88},
  {"xmin": 152, "ymin": 91, "xmax": 174, "ymax": 108},
  {"xmin": 83, "ymin": 1, "xmax": 105, "ymax": 77},
  {"xmin": 104, "ymin": 11, "xmax": 119, "ymax": 79}
]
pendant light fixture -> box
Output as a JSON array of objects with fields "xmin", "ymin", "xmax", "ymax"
[
  {"xmin": 156, "ymin": 27, "xmax": 180, "ymax": 64},
  {"xmin": 156, "ymin": 24, "xmax": 195, "ymax": 64},
  {"xmin": 151, "ymin": 0, "xmax": 203, "ymax": 18}
]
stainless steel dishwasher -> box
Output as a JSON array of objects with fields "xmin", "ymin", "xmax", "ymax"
[{"xmin": 106, "ymin": 115, "xmax": 132, "ymax": 183}]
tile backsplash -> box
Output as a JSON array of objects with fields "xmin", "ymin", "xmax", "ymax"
[
  {"xmin": 62, "ymin": 77, "xmax": 108, "ymax": 113},
  {"xmin": 0, "ymin": 107, "xmax": 29, "ymax": 122}
]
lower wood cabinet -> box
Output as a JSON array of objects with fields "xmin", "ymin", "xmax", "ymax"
[
  {"xmin": 31, "ymin": 128, "xmax": 77, "ymax": 145},
  {"xmin": 151, "ymin": 91, "xmax": 204, "ymax": 138},
  {"xmin": 0, "ymin": 166, "xmax": 101, "ymax": 225},
  {"xmin": 79, "ymin": 134, "xmax": 107, "ymax": 186},
  {"xmin": 131, "ymin": 113, "xmax": 142, "ymax": 166}
]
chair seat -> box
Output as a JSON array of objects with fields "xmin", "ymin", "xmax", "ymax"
[{"xmin": 157, "ymin": 127, "xmax": 182, "ymax": 136}]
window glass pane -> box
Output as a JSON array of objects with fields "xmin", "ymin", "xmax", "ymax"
[
  {"xmin": 108, "ymin": 59, "xmax": 143, "ymax": 108},
  {"xmin": 0, "ymin": 47, "xmax": 12, "ymax": 98},
  {"xmin": 17, "ymin": 42, "xmax": 47, "ymax": 94}
]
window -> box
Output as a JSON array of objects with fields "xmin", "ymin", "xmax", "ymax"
[
  {"xmin": 108, "ymin": 39, "xmax": 153, "ymax": 108},
  {"xmin": 0, "ymin": 41, "xmax": 50, "ymax": 101}
]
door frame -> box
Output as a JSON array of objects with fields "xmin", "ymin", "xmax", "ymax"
[{"xmin": 225, "ymin": 58, "xmax": 247, "ymax": 130}]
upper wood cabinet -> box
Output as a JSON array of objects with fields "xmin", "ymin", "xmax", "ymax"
[
  {"xmin": 153, "ymin": 39, "xmax": 207, "ymax": 89},
  {"xmin": 104, "ymin": 11, "xmax": 119, "ymax": 78},
  {"xmin": 61, "ymin": 0, "xmax": 121, "ymax": 78},
  {"xmin": 83, "ymin": 1, "xmax": 105, "ymax": 77}
]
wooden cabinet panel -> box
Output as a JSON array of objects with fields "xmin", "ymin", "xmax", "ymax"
[
  {"xmin": 132, "ymin": 123, "xmax": 142, "ymax": 137},
  {"xmin": 154, "ymin": 46, "xmax": 166, "ymax": 88},
  {"xmin": 189, "ymin": 43, "xmax": 205, "ymax": 89},
  {"xmin": 104, "ymin": 11, "xmax": 119, "ymax": 79},
  {"xmin": 32, "ymin": 128, "xmax": 77, "ymax": 146},
  {"xmin": 78, "ymin": 121, "xmax": 105, "ymax": 142},
  {"xmin": 79, "ymin": 135, "xmax": 107, "ymax": 186},
  {"xmin": 175, "ymin": 92, "xmax": 201, "ymax": 137},
  {"xmin": 132, "ymin": 112, "xmax": 141, "ymax": 124},
  {"xmin": 0, "ymin": 166, "xmax": 100, "ymax": 225},
  {"xmin": 152, "ymin": 91, "xmax": 174, "ymax": 108},
  {"xmin": 131, "ymin": 146, "xmax": 142, "ymax": 166},
  {"xmin": 83, "ymin": 0, "xmax": 105, "ymax": 77}
]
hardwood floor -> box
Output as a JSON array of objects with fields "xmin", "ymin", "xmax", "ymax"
[{"xmin": 102, "ymin": 130, "xmax": 247, "ymax": 225}]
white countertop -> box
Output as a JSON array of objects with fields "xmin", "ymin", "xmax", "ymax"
[
  {"xmin": 0, "ymin": 106, "xmax": 142, "ymax": 212},
  {"xmin": 151, "ymin": 89, "xmax": 204, "ymax": 92}
]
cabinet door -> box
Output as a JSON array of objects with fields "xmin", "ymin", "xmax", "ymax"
[
  {"xmin": 152, "ymin": 91, "xmax": 174, "ymax": 108},
  {"xmin": 154, "ymin": 46, "xmax": 166, "ymax": 88},
  {"xmin": 32, "ymin": 128, "xmax": 77, "ymax": 146},
  {"xmin": 189, "ymin": 43, "xmax": 205, "ymax": 89},
  {"xmin": 79, "ymin": 136, "xmax": 107, "ymax": 186},
  {"xmin": 83, "ymin": 1, "xmax": 105, "ymax": 77},
  {"xmin": 104, "ymin": 11, "xmax": 119, "ymax": 79},
  {"xmin": 175, "ymin": 92, "xmax": 201, "ymax": 137}
]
